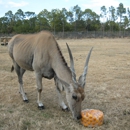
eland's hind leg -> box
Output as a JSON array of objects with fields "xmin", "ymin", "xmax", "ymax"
[{"xmin": 14, "ymin": 62, "xmax": 28, "ymax": 102}]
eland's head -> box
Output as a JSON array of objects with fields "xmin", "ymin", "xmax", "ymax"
[{"xmin": 64, "ymin": 44, "xmax": 93, "ymax": 120}]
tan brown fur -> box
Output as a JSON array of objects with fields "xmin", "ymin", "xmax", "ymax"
[
  {"xmin": 7, "ymin": 31, "xmax": 92, "ymax": 120},
  {"xmin": 74, "ymin": 87, "xmax": 85, "ymax": 101}
]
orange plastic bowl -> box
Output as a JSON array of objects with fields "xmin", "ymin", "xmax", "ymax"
[{"xmin": 81, "ymin": 109, "xmax": 104, "ymax": 127}]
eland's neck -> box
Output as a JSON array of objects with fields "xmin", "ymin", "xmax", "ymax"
[{"xmin": 51, "ymin": 43, "xmax": 73, "ymax": 84}]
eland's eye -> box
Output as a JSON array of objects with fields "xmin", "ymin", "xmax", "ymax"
[{"xmin": 72, "ymin": 95, "xmax": 77, "ymax": 100}]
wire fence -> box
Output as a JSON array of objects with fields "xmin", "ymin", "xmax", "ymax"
[
  {"xmin": 54, "ymin": 31, "xmax": 130, "ymax": 39},
  {"xmin": 0, "ymin": 31, "xmax": 130, "ymax": 40}
]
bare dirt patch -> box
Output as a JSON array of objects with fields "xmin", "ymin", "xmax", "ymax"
[{"xmin": 0, "ymin": 38, "xmax": 130, "ymax": 130}]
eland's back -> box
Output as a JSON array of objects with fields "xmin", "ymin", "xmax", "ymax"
[{"xmin": 8, "ymin": 31, "xmax": 57, "ymax": 71}]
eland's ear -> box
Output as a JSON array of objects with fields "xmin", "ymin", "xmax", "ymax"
[
  {"xmin": 78, "ymin": 47, "xmax": 93, "ymax": 88},
  {"xmin": 54, "ymin": 74, "xmax": 69, "ymax": 86}
]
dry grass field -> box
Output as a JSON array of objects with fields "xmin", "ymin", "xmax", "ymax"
[{"xmin": 0, "ymin": 38, "xmax": 130, "ymax": 130}]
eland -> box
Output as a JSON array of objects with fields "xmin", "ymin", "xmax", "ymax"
[{"xmin": 8, "ymin": 31, "xmax": 93, "ymax": 120}]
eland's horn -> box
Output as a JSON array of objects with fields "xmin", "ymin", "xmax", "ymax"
[
  {"xmin": 66, "ymin": 43, "xmax": 77, "ymax": 83},
  {"xmin": 78, "ymin": 47, "xmax": 93, "ymax": 88}
]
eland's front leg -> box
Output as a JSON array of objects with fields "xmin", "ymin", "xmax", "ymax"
[{"xmin": 35, "ymin": 72, "xmax": 44, "ymax": 109}]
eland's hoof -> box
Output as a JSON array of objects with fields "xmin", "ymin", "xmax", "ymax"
[
  {"xmin": 23, "ymin": 99, "xmax": 29, "ymax": 103},
  {"xmin": 38, "ymin": 105, "xmax": 45, "ymax": 110},
  {"xmin": 62, "ymin": 107, "xmax": 69, "ymax": 112}
]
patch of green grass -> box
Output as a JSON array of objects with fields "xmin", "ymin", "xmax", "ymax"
[
  {"xmin": 21, "ymin": 120, "xmax": 31, "ymax": 130},
  {"xmin": 0, "ymin": 120, "xmax": 5, "ymax": 128},
  {"xmin": 42, "ymin": 112, "xmax": 53, "ymax": 119},
  {"xmin": 0, "ymin": 105, "xmax": 3, "ymax": 109},
  {"xmin": 8, "ymin": 110, "xmax": 13, "ymax": 113},
  {"xmin": 104, "ymin": 119, "xmax": 111, "ymax": 125}
]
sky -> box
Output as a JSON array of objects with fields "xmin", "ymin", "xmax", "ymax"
[{"xmin": 0, "ymin": 0, "xmax": 130, "ymax": 17}]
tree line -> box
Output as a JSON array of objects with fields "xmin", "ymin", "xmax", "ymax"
[{"xmin": 0, "ymin": 3, "xmax": 130, "ymax": 34}]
